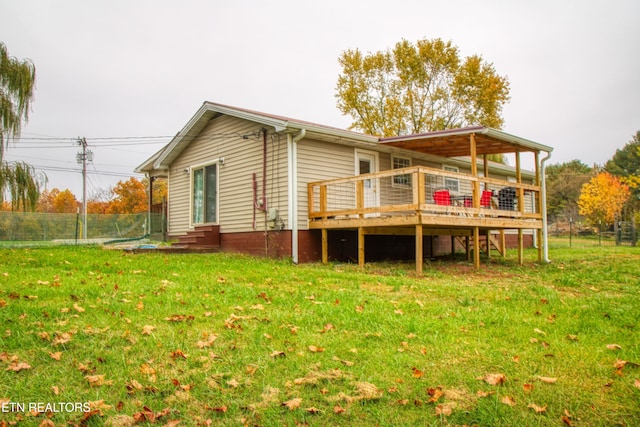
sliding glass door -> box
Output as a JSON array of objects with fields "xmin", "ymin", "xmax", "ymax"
[{"xmin": 192, "ymin": 163, "xmax": 217, "ymax": 224}]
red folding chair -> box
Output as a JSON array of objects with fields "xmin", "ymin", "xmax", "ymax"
[
  {"xmin": 434, "ymin": 189, "xmax": 451, "ymax": 206},
  {"xmin": 480, "ymin": 190, "xmax": 493, "ymax": 208}
]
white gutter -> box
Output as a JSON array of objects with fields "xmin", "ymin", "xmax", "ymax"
[
  {"xmin": 289, "ymin": 129, "xmax": 306, "ymax": 263},
  {"xmin": 540, "ymin": 150, "xmax": 552, "ymax": 263}
]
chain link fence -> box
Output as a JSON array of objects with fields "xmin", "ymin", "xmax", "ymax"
[{"xmin": 0, "ymin": 212, "xmax": 166, "ymax": 247}]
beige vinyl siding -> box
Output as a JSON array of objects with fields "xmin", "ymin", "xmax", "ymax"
[
  {"xmin": 296, "ymin": 139, "xmax": 355, "ymax": 230},
  {"xmin": 168, "ymin": 114, "xmax": 289, "ymax": 236}
]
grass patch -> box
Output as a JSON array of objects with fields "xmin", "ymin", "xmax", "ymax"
[{"xmin": 0, "ymin": 244, "xmax": 639, "ymax": 426}]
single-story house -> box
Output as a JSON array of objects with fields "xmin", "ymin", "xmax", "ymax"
[{"xmin": 136, "ymin": 101, "xmax": 553, "ymax": 273}]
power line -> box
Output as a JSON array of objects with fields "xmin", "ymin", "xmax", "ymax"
[{"xmin": 25, "ymin": 163, "xmax": 142, "ymax": 178}]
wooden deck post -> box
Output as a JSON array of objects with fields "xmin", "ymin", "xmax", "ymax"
[
  {"xmin": 415, "ymin": 224, "xmax": 423, "ymax": 276},
  {"xmin": 500, "ymin": 230, "xmax": 506, "ymax": 259},
  {"xmin": 358, "ymin": 227, "xmax": 365, "ymax": 268},
  {"xmin": 470, "ymin": 134, "xmax": 480, "ymax": 209},
  {"xmin": 534, "ymin": 151, "xmax": 543, "ymax": 263},
  {"xmin": 319, "ymin": 185, "xmax": 327, "ymax": 219},
  {"xmin": 321, "ymin": 229, "xmax": 328, "ymax": 264},
  {"xmin": 518, "ymin": 229, "xmax": 524, "ymax": 265},
  {"xmin": 473, "ymin": 226, "xmax": 480, "ymax": 268},
  {"xmin": 356, "ymin": 181, "xmax": 365, "ymax": 218}
]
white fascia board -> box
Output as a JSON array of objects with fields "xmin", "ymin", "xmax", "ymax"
[{"xmin": 481, "ymin": 128, "xmax": 553, "ymax": 153}]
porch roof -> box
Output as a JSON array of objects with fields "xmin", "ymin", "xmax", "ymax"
[{"xmin": 380, "ymin": 126, "xmax": 553, "ymax": 158}]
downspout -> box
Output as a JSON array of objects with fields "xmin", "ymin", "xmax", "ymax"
[
  {"xmin": 289, "ymin": 129, "xmax": 306, "ymax": 264},
  {"xmin": 147, "ymin": 174, "xmax": 152, "ymax": 237},
  {"xmin": 540, "ymin": 150, "xmax": 552, "ymax": 263},
  {"xmin": 262, "ymin": 128, "xmax": 268, "ymax": 210}
]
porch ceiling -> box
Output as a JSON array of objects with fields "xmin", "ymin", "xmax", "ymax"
[{"xmin": 380, "ymin": 126, "xmax": 552, "ymax": 158}]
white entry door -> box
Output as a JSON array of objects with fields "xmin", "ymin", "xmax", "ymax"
[{"xmin": 356, "ymin": 151, "xmax": 379, "ymax": 212}]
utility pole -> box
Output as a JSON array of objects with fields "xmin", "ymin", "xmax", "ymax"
[{"xmin": 76, "ymin": 137, "xmax": 93, "ymax": 240}]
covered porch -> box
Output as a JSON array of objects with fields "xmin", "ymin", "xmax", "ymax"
[{"xmin": 308, "ymin": 127, "xmax": 553, "ymax": 274}]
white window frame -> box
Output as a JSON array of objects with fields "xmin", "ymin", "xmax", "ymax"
[
  {"xmin": 392, "ymin": 155, "xmax": 412, "ymax": 187},
  {"xmin": 189, "ymin": 159, "xmax": 221, "ymax": 227},
  {"xmin": 443, "ymin": 165, "xmax": 459, "ymax": 193}
]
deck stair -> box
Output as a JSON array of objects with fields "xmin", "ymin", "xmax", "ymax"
[
  {"xmin": 457, "ymin": 233, "xmax": 505, "ymax": 257},
  {"xmin": 176, "ymin": 225, "xmax": 221, "ymax": 251}
]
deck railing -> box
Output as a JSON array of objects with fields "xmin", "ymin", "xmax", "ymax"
[{"xmin": 308, "ymin": 166, "xmax": 542, "ymax": 222}]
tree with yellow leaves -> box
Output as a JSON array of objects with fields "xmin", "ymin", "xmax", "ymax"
[
  {"xmin": 335, "ymin": 38, "xmax": 510, "ymax": 137},
  {"xmin": 578, "ymin": 172, "xmax": 630, "ymax": 228}
]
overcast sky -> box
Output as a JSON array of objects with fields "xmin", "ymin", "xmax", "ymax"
[{"xmin": 1, "ymin": 0, "xmax": 639, "ymax": 197}]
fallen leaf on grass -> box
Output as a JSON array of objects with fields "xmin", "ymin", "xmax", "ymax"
[
  {"xmin": 281, "ymin": 397, "xmax": 302, "ymax": 411},
  {"xmin": 165, "ymin": 314, "xmax": 194, "ymax": 322},
  {"xmin": 501, "ymin": 395, "xmax": 516, "ymax": 406},
  {"xmin": 308, "ymin": 345, "xmax": 324, "ymax": 353},
  {"xmin": 562, "ymin": 409, "xmax": 574, "ymax": 426},
  {"xmin": 85, "ymin": 374, "xmax": 112, "ymax": 387},
  {"xmin": 634, "ymin": 379, "xmax": 640, "ymax": 389},
  {"xmin": 613, "ymin": 359, "xmax": 627, "ymax": 369},
  {"xmin": 206, "ymin": 405, "xmax": 228, "ymax": 413},
  {"xmin": 607, "ymin": 344, "xmax": 622, "ymax": 350},
  {"xmin": 126, "ymin": 379, "xmax": 144, "ymax": 394},
  {"xmin": 427, "ymin": 387, "xmax": 443, "ymax": 403},
  {"xmin": 142, "ymin": 325, "xmax": 156, "ymax": 335},
  {"xmin": 523, "ymin": 383, "xmax": 534, "ymax": 393},
  {"xmin": 536, "ymin": 376, "xmax": 557, "ymax": 384},
  {"xmin": 73, "ymin": 303, "xmax": 85, "ymax": 313},
  {"xmin": 333, "ymin": 405, "xmax": 346, "ymax": 414},
  {"xmin": 270, "ymin": 350, "xmax": 286, "ymax": 358},
  {"xmin": 412, "ymin": 367, "xmax": 424, "ymax": 379},
  {"xmin": 132, "ymin": 406, "xmax": 171, "ymax": 423},
  {"xmin": 527, "ymin": 403, "xmax": 547, "ymax": 413},
  {"xmin": 196, "ymin": 333, "xmax": 218, "ymax": 349},
  {"xmin": 479, "ymin": 373, "xmax": 506, "ymax": 386},
  {"xmin": 49, "ymin": 352, "xmax": 62, "ymax": 361},
  {"xmin": 88, "ymin": 400, "xmax": 113, "ymax": 412},
  {"xmin": 140, "ymin": 363, "xmax": 157, "ymax": 382},
  {"xmin": 169, "ymin": 350, "xmax": 188, "ymax": 360},
  {"xmin": 435, "ymin": 402, "xmax": 455, "ymax": 416},
  {"xmin": 53, "ymin": 332, "xmax": 72, "ymax": 346},
  {"xmin": 6, "ymin": 361, "xmax": 31, "ymax": 372},
  {"xmin": 331, "ymin": 357, "xmax": 354, "ymax": 366},
  {"xmin": 319, "ymin": 323, "xmax": 334, "ymax": 333},
  {"xmin": 306, "ymin": 407, "xmax": 322, "ymax": 414}
]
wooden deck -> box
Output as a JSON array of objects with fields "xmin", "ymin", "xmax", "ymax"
[{"xmin": 308, "ymin": 165, "xmax": 543, "ymax": 273}]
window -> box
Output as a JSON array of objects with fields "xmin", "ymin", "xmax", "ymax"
[
  {"xmin": 392, "ymin": 156, "xmax": 411, "ymax": 186},
  {"xmin": 192, "ymin": 163, "xmax": 218, "ymax": 224},
  {"xmin": 443, "ymin": 165, "xmax": 459, "ymax": 193}
]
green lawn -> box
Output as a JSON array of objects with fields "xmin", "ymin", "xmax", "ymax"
[{"xmin": 0, "ymin": 243, "xmax": 639, "ymax": 426}]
